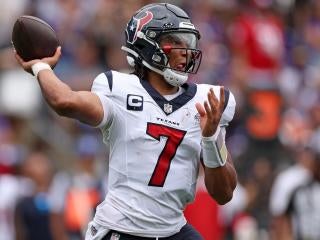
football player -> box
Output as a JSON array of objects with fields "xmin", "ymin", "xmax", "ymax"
[{"xmin": 14, "ymin": 3, "xmax": 237, "ymax": 240}]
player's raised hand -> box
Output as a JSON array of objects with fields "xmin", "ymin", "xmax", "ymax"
[
  {"xmin": 14, "ymin": 46, "xmax": 62, "ymax": 75},
  {"xmin": 195, "ymin": 87, "xmax": 225, "ymax": 137}
]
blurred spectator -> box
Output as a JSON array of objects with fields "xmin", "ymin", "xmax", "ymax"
[
  {"xmin": 231, "ymin": 214, "xmax": 260, "ymax": 240},
  {"xmin": 14, "ymin": 150, "xmax": 56, "ymax": 240},
  {"xmin": 0, "ymin": 116, "xmax": 31, "ymax": 240},
  {"xmin": 228, "ymin": 0, "xmax": 284, "ymax": 85},
  {"xmin": 55, "ymin": 33, "xmax": 106, "ymax": 91},
  {"xmin": 50, "ymin": 134, "xmax": 105, "ymax": 240},
  {"xmin": 0, "ymin": 170, "xmax": 31, "ymax": 240},
  {"xmin": 220, "ymin": 183, "xmax": 251, "ymax": 240},
  {"xmin": 227, "ymin": 0, "xmax": 285, "ymax": 160},
  {"xmin": 227, "ymin": 0, "xmax": 285, "ymax": 141},
  {"xmin": 269, "ymin": 137, "xmax": 320, "ymax": 240},
  {"xmin": 184, "ymin": 0, "xmax": 235, "ymax": 85},
  {"xmin": 0, "ymin": 70, "xmax": 42, "ymax": 118},
  {"xmin": 0, "ymin": 0, "xmax": 30, "ymax": 48}
]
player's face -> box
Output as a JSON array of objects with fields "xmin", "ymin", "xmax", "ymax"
[{"xmin": 159, "ymin": 32, "xmax": 200, "ymax": 73}]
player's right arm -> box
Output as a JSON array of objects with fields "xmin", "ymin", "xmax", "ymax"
[{"xmin": 14, "ymin": 47, "xmax": 104, "ymax": 126}]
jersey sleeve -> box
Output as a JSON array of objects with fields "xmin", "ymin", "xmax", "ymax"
[
  {"xmin": 220, "ymin": 89, "xmax": 236, "ymax": 127},
  {"xmin": 91, "ymin": 71, "xmax": 115, "ymax": 129}
]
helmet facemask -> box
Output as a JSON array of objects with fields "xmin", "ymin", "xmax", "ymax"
[{"xmin": 155, "ymin": 32, "xmax": 202, "ymax": 71}]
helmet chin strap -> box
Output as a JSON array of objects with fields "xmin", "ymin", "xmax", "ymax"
[
  {"xmin": 121, "ymin": 46, "xmax": 189, "ymax": 87},
  {"xmin": 163, "ymin": 68, "xmax": 188, "ymax": 87}
]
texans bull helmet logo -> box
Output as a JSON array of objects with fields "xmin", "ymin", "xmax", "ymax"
[{"xmin": 127, "ymin": 11, "xmax": 153, "ymax": 44}]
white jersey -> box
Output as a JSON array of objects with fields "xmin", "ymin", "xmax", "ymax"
[
  {"xmin": 90, "ymin": 70, "xmax": 236, "ymax": 237},
  {"xmin": 269, "ymin": 164, "xmax": 311, "ymax": 216}
]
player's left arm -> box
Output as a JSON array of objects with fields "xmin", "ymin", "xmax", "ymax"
[
  {"xmin": 203, "ymin": 149, "xmax": 237, "ymax": 205},
  {"xmin": 196, "ymin": 87, "xmax": 237, "ymax": 205}
]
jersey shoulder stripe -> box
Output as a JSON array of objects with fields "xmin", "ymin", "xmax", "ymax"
[
  {"xmin": 91, "ymin": 72, "xmax": 112, "ymax": 97},
  {"xmin": 223, "ymin": 88, "xmax": 230, "ymax": 111},
  {"xmin": 91, "ymin": 70, "xmax": 139, "ymax": 97},
  {"xmin": 222, "ymin": 89, "xmax": 236, "ymax": 125},
  {"xmin": 105, "ymin": 71, "xmax": 113, "ymax": 92}
]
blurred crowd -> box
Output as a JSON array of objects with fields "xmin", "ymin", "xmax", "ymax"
[{"xmin": 0, "ymin": 0, "xmax": 320, "ymax": 239}]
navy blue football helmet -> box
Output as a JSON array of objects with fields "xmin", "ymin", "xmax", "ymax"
[{"xmin": 121, "ymin": 3, "xmax": 202, "ymax": 86}]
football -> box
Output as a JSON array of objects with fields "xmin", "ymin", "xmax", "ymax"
[{"xmin": 12, "ymin": 15, "xmax": 59, "ymax": 62}]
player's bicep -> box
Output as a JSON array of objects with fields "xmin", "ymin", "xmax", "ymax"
[
  {"xmin": 69, "ymin": 91, "xmax": 113, "ymax": 127},
  {"xmin": 66, "ymin": 91, "xmax": 103, "ymax": 126}
]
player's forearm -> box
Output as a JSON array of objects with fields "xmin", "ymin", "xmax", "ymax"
[
  {"xmin": 204, "ymin": 154, "xmax": 237, "ymax": 205},
  {"xmin": 36, "ymin": 70, "xmax": 76, "ymax": 116}
]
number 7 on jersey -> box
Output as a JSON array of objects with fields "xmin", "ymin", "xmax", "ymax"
[{"xmin": 146, "ymin": 123, "xmax": 186, "ymax": 187}]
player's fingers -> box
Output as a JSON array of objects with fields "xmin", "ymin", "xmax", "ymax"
[
  {"xmin": 208, "ymin": 88, "xmax": 218, "ymax": 114},
  {"xmin": 195, "ymin": 103, "xmax": 206, "ymax": 117},
  {"xmin": 219, "ymin": 87, "xmax": 225, "ymax": 113},
  {"xmin": 15, "ymin": 52, "xmax": 39, "ymax": 65},
  {"xmin": 209, "ymin": 88, "xmax": 218, "ymax": 101},
  {"xmin": 204, "ymin": 101, "xmax": 212, "ymax": 119},
  {"xmin": 14, "ymin": 54, "xmax": 40, "ymax": 75},
  {"xmin": 14, "ymin": 52, "xmax": 27, "ymax": 65},
  {"xmin": 14, "ymin": 54, "xmax": 29, "ymax": 69},
  {"xmin": 42, "ymin": 46, "xmax": 61, "ymax": 67}
]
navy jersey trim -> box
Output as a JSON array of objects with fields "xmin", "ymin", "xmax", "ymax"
[
  {"xmin": 223, "ymin": 88, "xmax": 230, "ymax": 111},
  {"xmin": 104, "ymin": 71, "xmax": 113, "ymax": 92},
  {"xmin": 140, "ymin": 80, "xmax": 197, "ymax": 115}
]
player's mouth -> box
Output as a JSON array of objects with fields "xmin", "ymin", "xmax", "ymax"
[{"xmin": 175, "ymin": 63, "xmax": 186, "ymax": 71}]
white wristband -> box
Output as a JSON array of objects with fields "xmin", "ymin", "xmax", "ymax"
[
  {"xmin": 31, "ymin": 62, "xmax": 52, "ymax": 78},
  {"xmin": 201, "ymin": 129, "xmax": 228, "ymax": 168}
]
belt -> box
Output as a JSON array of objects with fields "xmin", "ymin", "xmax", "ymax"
[{"xmin": 102, "ymin": 230, "xmax": 170, "ymax": 240}]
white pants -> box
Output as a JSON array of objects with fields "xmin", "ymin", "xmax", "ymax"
[{"xmin": 85, "ymin": 220, "xmax": 110, "ymax": 240}]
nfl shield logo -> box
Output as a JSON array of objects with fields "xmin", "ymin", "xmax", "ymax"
[
  {"xmin": 164, "ymin": 103, "xmax": 173, "ymax": 114},
  {"xmin": 110, "ymin": 232, "xmax": 120, "ymax": 240}
]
